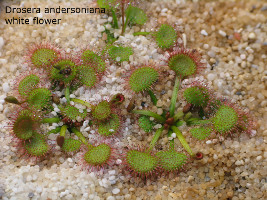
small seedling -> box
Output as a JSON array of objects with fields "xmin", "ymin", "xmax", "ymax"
[
  {"xmin": 108, "ymin": 46, "xmax": 133, "ymax": 62},
  {"xmin": 138, "ymin": 116, "xmax": 155, "ymax": 133},
  {"xmin": 133, "ymin": 24, "xmax": 177, "ymax": 49}
]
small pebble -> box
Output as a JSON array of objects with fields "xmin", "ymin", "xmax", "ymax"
[
  {"xmin": 248, "ymin": 32, "xmax": 256, "ymax": 39},
  {"xmin": 107, "ymin": 196, "xmax": 115, "ymax": 200},
  {"xmin": 2, "ymin": 83, "xmax": 10, "ymax": 93},
  {"xmin": 112, "ymin": 188, "xmax": 120, "ymax": 195},
  {"xmin": 203, "ymin": 44, "xmax": 209, "ymax": 49},
  {"xmin": 0, "ymin": 37, "xmax": 4, "ymax": 49},
  {"xmin": 28, "ymin": 192, "xmax": 34, "ymax": 198},
  {"xmin": 218, "ymin": 30, "xmax": 227, "ymax": 37},
  {"xmin": 201, "ymin": 30, "xmax": 208, "ymax": 36}
]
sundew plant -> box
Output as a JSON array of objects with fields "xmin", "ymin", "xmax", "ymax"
[{"xmin": 4, "ymin": 1, "xmax": 255, "ymax": 180}]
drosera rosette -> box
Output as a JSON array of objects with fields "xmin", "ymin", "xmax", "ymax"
[
  {"xmin": 133, "ymin": 23, "xmax": 178, "ymax": 50},
  {"xmin": 126, "ymin": 65, "xmax": 160, "ymax": 105},
  {"xmin": 165, "ymin": 47, "xmax": 204, "ymax": 79},
  {"xmin": 130, "ymin": 59, "xmax": 206, "ymax": 176},
  {"xmin": 25, "ymin": 42, "xmax": 61, "ymax": 69},
  {"xmin": 97, "ymin": 0, "xmax": 148, "ymax": 35},
  {"xmin": 130, "ymin": 81, "xmax": 206, "ymax": 179},
  {"xmin": 49, "ymin": 53, "xmax": 80, "ymax": 86}
]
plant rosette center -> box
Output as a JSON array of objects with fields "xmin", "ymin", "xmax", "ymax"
[{"xmin": 50, "ymin": 60, "xmax": 77, "ymax": 84}]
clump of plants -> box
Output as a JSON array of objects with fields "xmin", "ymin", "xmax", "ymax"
[
  {"xmin": 6, "ymin": 43, "xmax": 124, "ymax": 169},
  {"xmin": 4, "ymin": 6, "xmax": 255, "ymax": 180},
  {"xmin": 124, "ymin": 45, "xmax": 255, "ymax": 177}
]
